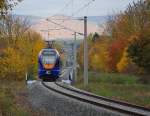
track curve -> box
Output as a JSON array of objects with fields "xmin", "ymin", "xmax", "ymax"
[{"xmin": 42, "ymin": 81, "xmax": 150, "ymax": 116}]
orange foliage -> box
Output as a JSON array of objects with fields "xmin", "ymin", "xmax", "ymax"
[{"xmin": 107, "ymin": 38, "xmax": 127, "ymax": 72}]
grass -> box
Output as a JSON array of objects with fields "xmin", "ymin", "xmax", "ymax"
[
  {"xmin": 0, "ymin": 80, "xmax": 50, "ymax": 116},
  {"xmin": 0, "ymin": 81, "xmax": 29, "ymax": 116},
  {"xmin": 88, "ymin": 72, "xmax": 138, "ymax": 84},
  {"xmin": 75, "ymin": 72, "xmax": 150, "ymax": 108}
]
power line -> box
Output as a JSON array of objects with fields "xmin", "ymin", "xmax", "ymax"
[
  {"xmin": 71, "ymin": 0, "xmax": 95, "ymax": 17},
  {"xmin": 46, "ymin": 17, "xmax": 82, "ymax": 21},
  {"xmin": 45, "ymin": 0, "xmax": 96, "ymax": 36},
  {"xmin": 51, "ymin": 0, "xmax": 73, "ymax": 17},
  {"xmin": 46, "ymin": 18, "xmax": 84, "ymax": 35},
  {"xmin": 40, "ymin": 28, "xmax": 65, "ymax": 31},
  {"xmin": 48, "ymin": 0, "xmax": 95, "ymax": 21},
  {"xmin": 48, "ymin": 0, "xmax": 96, "ymax": 21}
]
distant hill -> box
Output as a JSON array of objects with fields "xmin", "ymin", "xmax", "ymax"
[
  {"xmin": 30, "ymin": 15, "xmax": 103, "ymax": 40},
  {"xmin": 13, "ymin": 15, "xmax": 108, "ymax": 40},
  {"xmin": 14, "ymin": 15, "xmax": 109, "ymax": 26},
  {"xmin": 13, "ymin": 14, "xmax": 44, "ymax": 25},
  {"xmin": 87, "ymin": 16, "xmax": 109, "ymax": 25}
]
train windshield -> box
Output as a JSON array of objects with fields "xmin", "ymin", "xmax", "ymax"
[{"xmin": 42, "ymin": 50, "xmax": 56, "ymax": 64}]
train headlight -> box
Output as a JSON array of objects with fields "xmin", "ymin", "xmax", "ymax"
[{"xmin": 44, "ymin": 64, "xmax": 55, "ymax": 69}]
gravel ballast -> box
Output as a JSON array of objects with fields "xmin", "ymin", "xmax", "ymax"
[{"xmin": 27, "ymin": 81, "xmax": 123, "ymax": 116}]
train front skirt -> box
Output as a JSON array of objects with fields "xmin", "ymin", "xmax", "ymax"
[{"xmin": 38, "ymin": 67, "xmax": 61, "ymax": 80}]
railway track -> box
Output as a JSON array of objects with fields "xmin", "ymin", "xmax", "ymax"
[{"xmin": 42, "ymin": 81, "xmax": 150, "ymax": 116}]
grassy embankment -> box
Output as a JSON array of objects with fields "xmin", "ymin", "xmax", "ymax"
[
  {"xmin": 0, "ymin": 81, "xmax": 29, "ymax": 116},
  {"xmin": 0, "ymin": 81, "xmax": 49, "ymax": 116},
  {"xmin": 75, "ymin": 72, "xmax": 150, "ymax": 108}
]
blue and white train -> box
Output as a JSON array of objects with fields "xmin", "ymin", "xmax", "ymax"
[{"xmin": 38, "ymin": 48, "xmax": 62, "ymax": 81}]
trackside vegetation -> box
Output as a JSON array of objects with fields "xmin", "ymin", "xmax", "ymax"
[
  {"xmin": 75, "ymin": 72, "xmax": 150, "ymax": 108},
  {"xmin": 0, "ymin": 1, "xmax": 46, "ymax": 115},
  {"xmin": 78, "ymin": 0, "xmax": 150, "ymax": 83},
  {"xmin": 0, "ymin": 81, "xmax": 52, "ymax": 116},
  {"xmin": 0, "ymin": 15, "xmax": 45, "ymax": 80},
  {"xmin": 76, "ymin": 0, "xmax": 150, "ymax": 108},
  {"xmin": 0, "ymin": 15, "xmax": 45, "ymax": 115}
]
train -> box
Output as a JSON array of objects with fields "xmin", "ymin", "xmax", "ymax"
[{"xmin": 38, "ymin": 48, "xmax": 62, "ymax": 81}]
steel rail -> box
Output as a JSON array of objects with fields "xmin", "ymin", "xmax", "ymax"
[
  {"xmin": 42, "ymin": 81, "xmax": 150, "ymax": 116},
  {"xmin": 55, "ymin": 82, "xmax": 150, "ymax": 112}
]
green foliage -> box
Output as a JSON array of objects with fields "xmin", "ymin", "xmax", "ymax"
[{"xmin": 127, "ymin": 33, "xmax": 150, "ymax": 73}]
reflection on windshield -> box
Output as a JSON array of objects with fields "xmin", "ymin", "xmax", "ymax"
[
  {"xmin": 42, "ymin": 55, "xmax": 56, "ymax": 64},
  {"xmin": 42, "ymin": 50, "xmax": 56, "ymax": 64}
]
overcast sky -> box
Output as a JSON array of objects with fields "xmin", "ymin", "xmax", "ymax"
[{"xmin": 12, "ymin": 0, "xmax": 139, "ymax": 17}]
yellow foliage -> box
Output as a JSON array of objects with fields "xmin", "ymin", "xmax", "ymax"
[
  {"xmin": 32, "ymin": 38, "xmax": 45, "ymax": 73},
  {"xmin": 89, "ymin": 39, "xmax": 109, "ymax": 72},
  {"xmin": 117, "ymin": 48, "xmax": 130, "ymax": 73},
  {"xmin": 0, "ymin": 30, "xmax": 45, "ymax": 80},
  {"xmin": 0, "ymin": 47, "xmax": 27, "ymax": 80}
]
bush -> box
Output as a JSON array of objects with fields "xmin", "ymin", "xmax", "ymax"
[{"xmin": 127, "ymin": 33, "xmax": 150, "ymax": 73}]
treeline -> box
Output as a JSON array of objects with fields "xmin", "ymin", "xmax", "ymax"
[
  {"xmin": 0, "ymin": 0, "xmax": 46, "ymax": 81},
  {"xmin": 0, "ymin": 1, "xmax": 45, "ymax": 80},
  {"xmin": 78, "ymin": 0, "xmax": 150, "ymax": 81}
]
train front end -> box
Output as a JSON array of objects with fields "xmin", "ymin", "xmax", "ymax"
[{"xmin": 38, "ymin": 48, "xmax": 61, "ymax": 81}]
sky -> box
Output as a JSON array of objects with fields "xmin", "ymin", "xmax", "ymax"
[{"xmin": 12, "ymin": 0, "xmax": 139, "ymax": 17}]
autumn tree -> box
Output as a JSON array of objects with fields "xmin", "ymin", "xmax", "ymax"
[
  {"xmin": 0, "ymin": 15, "xmax": 45, "ymax": 80},
  {"xmin": 78, "ymin": 0, "xmax": 150, "ymax": 75},
  {"xmin": 0, "ymin": 47, "xmax": 26, "ymax": 80},
  {"xmin": 127, "ymin": 32, "xmax": 150, "ymax": 73},
  {"xmin": 0, "ymin": 0, "xmax": 22, "ymax": 18},
  {"xmin": 107, "ymin": 38, "xmax": 127, "ymax": 72},
  {"xmin": 116, "ymin": 47, "xmax": 139, "ymax": 74},
  {"xmin": 89, "ymin": 38, "xmax": 109, "ymax": 72},
  {"xmin": 103, "ymin": 0, "xmax": 150, "ymax": 73},
  {"xmin": 0, "ymin": 15, "xmax": 30, "ymax": 42}
]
